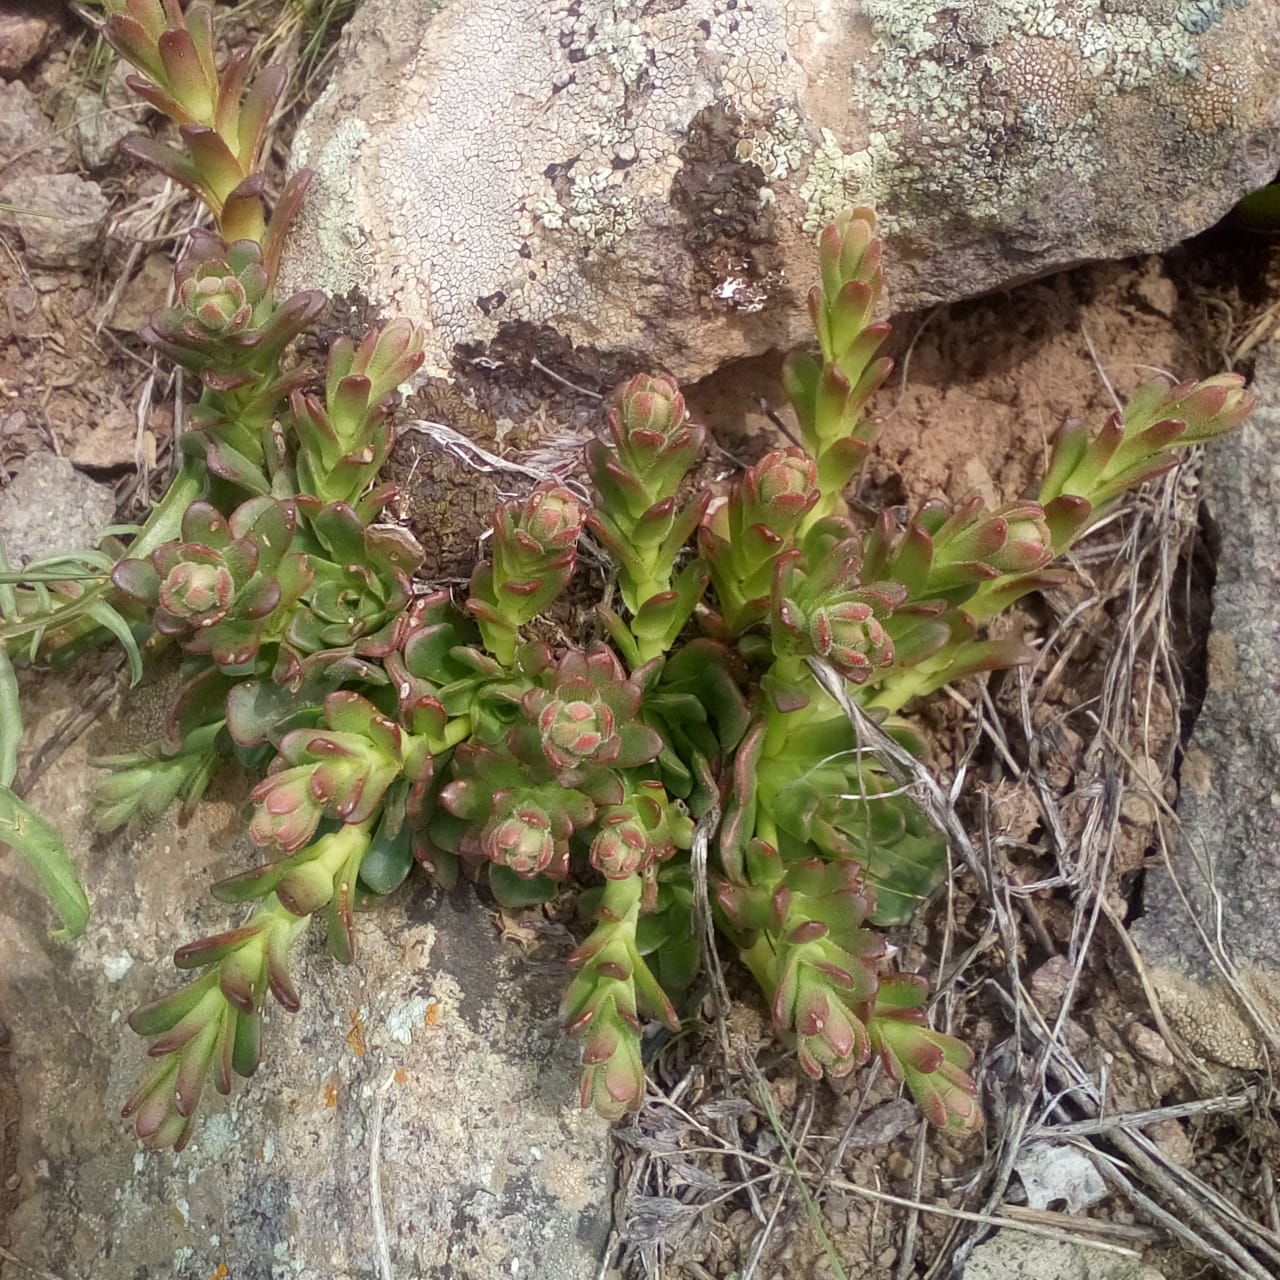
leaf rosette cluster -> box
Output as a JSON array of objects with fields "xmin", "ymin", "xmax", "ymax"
[{"xmin": 0, "ymin": 5, "xmax": 1256, "ymax": 1160}]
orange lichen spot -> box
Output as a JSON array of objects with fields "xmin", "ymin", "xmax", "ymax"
[
  {"xmin": 324, "ymin": 1078, "xmax": 339, "ymax": 1109},
  {"xmin": 394, "ymin": 1067, "xmax": 408, "ymax": 1085},
  {"xmin": 347, "ymin": 1007, "xmax": 367, "ymax": 1058},
  {"xmin": 211, "ymin": 1266, "xmax": 230, "ymax": 1280},
  {"xmin": 424, "ymin": 1000, "xmax": 441, "ymax": 1027}
]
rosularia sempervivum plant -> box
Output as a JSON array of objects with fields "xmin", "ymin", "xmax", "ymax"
[{"xmin": 0, "ymin": 0, "xmax": 1254, "ymax": 1151}]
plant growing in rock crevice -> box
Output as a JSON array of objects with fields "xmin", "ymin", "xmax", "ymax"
[{"xmin": 0, "ymin": 0, "xmax": 1254, "ymax": 1150}]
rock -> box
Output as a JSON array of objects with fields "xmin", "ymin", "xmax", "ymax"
[
  {"xmin": 0, "ymin": 171, "xmax": 110, "ymax": 268},
  {"xmin": 0, "ymin": 676, "xmax": 611, "ymax": 1279},
  {"xmin": 963, "ymin": 1234, "xmax": 1165, "ymax": 1280},
  {"xmin": 74, "ymin": 59, "xmax": 148, "ymax": 171},
  {"xmin": 0, "ymin": 2, "xmax": 58, "ymax": 79},
  {"xmin": 1028, "ymin": 955, "xmax": 1075, "ymax": 1020},
  {"xmin": 0, "ymin": 451, "xmax": 117, "ymax": 564},
  {"xmin": 108, "ymin": 251, "xmax": 174, "ymax": 333},
  {"xmin": 0, "ymin": 79, "xmax": 74, "ymax": 179},
  {"xmin": 1132, "ymin": 341, "xmax": 1280, "ymax": 1068},
  {"xmin": 1013, "ymin": 1142, "xmax": 1107, "ymax": 1214},
  {"xmin": 66, "ymin": 405, "xmax": 144, "ymax": 473},
  {"xmin": 281, "ymin": 0, "xmax": 1280, "ymax": 385}
]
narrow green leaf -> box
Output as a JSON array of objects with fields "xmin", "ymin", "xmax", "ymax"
[
  {"xmin": 0, "ymin": 783, "xmax": 89, "ymax": 939},
  {"xmin": 87, "ymin": 599, "xmax": 144, "ymax": 686},
  {"xmin": 0, "ymin": 645, "xmax": 20, "ymax": 786}
]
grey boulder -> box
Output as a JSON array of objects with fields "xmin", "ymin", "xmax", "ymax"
[
  {"xmin": 1132, "ymin": 340, "xmax": 1280, "ymax": 1068},
  {"xmin": 282, "ymin": 0, "xmax": 1280, "ymax": 382}
]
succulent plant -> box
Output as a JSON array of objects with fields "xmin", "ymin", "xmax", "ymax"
[
  {"xmin": 466, "ymin": 484, "xmax": 584, "ymax": 666},
  {"xmin": 516, "ymin": 646, "xmax": 664, "ymax": 788},
  {"xmin": 291, "ymin": 321, "xmax": 427, "ymax": 508},
  {"xmin": 700, "ymin": 448, "xmax": 822, "ymax": 635},
  {"xmin": 249, "ymin": 691, "xmax": 410, "ymax": 854},
  {"xmin": 2, "ymin": 0, "xmax": 1258, "ymax": 1165},
  {"xmin": 769, "ymin": 535, "xmax": 908, "ymax": 684},
  {"xmin": 868, "ymin": 974, "xmax": 981, "ymax": 1135},
  {"xmin": 123, "ymin": 822, "xmax": 372, "ymax": 1148},
  {"xmin": 561, "ymin": 873, "xmax": 679, "ymax": 1119},
  {"xmin": 112, "ymin": 497, "xmax": 310, "ymax": 672},
  {"xmin": 587, "ymin": 375, "xmax": 710, "ymax": 660},
  {"xmin": 782, "ymin": 209, "xmax": 893, "ymax": 517}
]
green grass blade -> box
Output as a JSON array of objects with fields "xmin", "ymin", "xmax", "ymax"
[
  {"xmin": 0, "ymin": 783, "xmax": 90, "ymax": 940},
  {"xmin": 0, "ymin": 646, "xmax": 19, "ymax": 787},
  {"xmin": 87, "ymin": 599, "xmax": 144, "ymax": 685}
]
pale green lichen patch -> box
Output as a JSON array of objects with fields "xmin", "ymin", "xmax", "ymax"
[
  {"xmin": 797, "ymin": 129, "xmax": 901, "ymax": 233},
  {"xmin": 793, "ymin": 0, "xmax": 1255, "ymax": 232},
  {"xmin": 532, "ymin": 166, "xmax": 640, "ymax": 248},
  {"xmin": 582, "ymin": 12, "xmax": 650, "ymax": 83},
  {"xmin": 749, "ymin": 105, "xmax": 812, "ymax": 185}
]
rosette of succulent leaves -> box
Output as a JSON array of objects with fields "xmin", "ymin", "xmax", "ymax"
[{"xmin": 0, "ymin": 0, "xmax": 1255, "ymax": 1152}]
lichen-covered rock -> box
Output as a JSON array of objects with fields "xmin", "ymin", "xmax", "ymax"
[
  {"xmin": 962, "ymin": 1233, "xmax": 1166, "ymax": 1280},
  {"xmin": 282, "ymin": 0, "xmax": 1280, "ymax": 384},
  {"xmin": 0, "ymin": 678, "xmax": 610, "ymax": 1279},
  {"xmin": 1131, "ymin": 341, "xmax": 1280, "ymax": 1069}
]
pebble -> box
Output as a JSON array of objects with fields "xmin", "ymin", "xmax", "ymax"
[
  {"xmin": 74, "ymin": 60, "xmax": 148, "ymax": 170},
  {"xmin": 1124, "ymin": 1022, "xmax": 1175, "ymax": 1067},
  {"xmin": 0, "ymin": 171, "xmax": 110, "ymax": 268},
  {"xmin": 0, "ymin": 79, "xmax": 72, "ymax": 178},
  {"xmin": 0, "ymin": 3, "xmax": 57, "ymax": 78},
  {"xmin": 0, "ymin": 451, "xmax": 117, "ymax": 563}
]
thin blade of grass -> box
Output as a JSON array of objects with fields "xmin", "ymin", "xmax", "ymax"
[
  {"xmin": 86, "ymin": 598, "xmax": 143, "ymax": 685},
  {"xmin": 0, "ymin": 645, "xmax": 20, "ymax": 786},
  {"xmin": 0, "ymin": 783, "xmax": 89, "ymax": 940}
]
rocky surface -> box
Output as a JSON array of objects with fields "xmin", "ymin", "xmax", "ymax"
[
  {"xmin": 962, "ymin": 1234, "xmax": 1165, "ymax": 1280},
  {"xmin": 282, "ymin": 0, "xmax": 1280, "ymax": 384},
  {"xmin": 73, "ymin": 61, "xmax": 149, "ymax": 171},
  {"xmin": 1132, "ymin": 339, "xmax": 1280, "ymax": 1068},
  {"xmin": 0, "ymin": 79, "xmax": 75, "ymax": 179},
  {"xmin": 0, "ymin": 171, "xmax": 109, "ymax": 268},
  {"xmin": 0, "ymin": 2, "xmax": 58, "ymax": 80},
  {"xmin": 0, "ymin": 451, "xmax": 117, "ymax": 564},
  {"xmin": 0, "ymin": 676, "xmax": 611, "ymax": 1279}
]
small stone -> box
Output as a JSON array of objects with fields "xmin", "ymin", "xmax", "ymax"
[
  {"xmin": 1136, "ymin": 262, "xmax": 1182, "ymax": 317},
  {"xmin": 1124, "ymin": 1022, "xmax": 1175, "ymax": 1068},
  {"xmin": 963, "ymin": 1233, "xmax": 1166, "ymax": 1279},
  {"xmin": 842, "ymin": 1098, "xmax": 918, "ymax": 1150},
  {"xmin": 109, "ymin": 252, "xmax": 173, "ymax": 333},
  {"xmin": 67, "ymin": 405, "xmax": 142, "ymax": 472},
  {"xmin": 1147, "ymin": 1119, "xmax": 1194, "ymax": 1167},
  {"xmin": 0, "ymin": 452, "xmax": 116, "ymax": 563},
  {"xmin": 2, "ymin": 284, "xmax": 37, "ymax": 320},
  {"xmin": 0, "ymin": 80, "xmax": 72, "ymax": 178},
  {"xmin": 0, "ymin": 172, "xmax": 110, "ymax": 268},
  {"xmin": 74, "ymin": 60, "xmax": 148, "ymax": 170},
  {"xmin": 1119, "ymin": 753, "xmax": 1164, "ymax": 823},
  {"xmin": 0, "ymin": 3, "xmax": 58, "ymax": 79},
  {"xmin": 1029, "ymin": 955, "xmax": 1075, "ymax": 1020}
]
